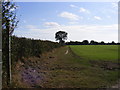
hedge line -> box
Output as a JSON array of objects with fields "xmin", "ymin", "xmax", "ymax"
[{"xmin": 11, "ymin": 36, "xmax": 61, "ymax": 64}]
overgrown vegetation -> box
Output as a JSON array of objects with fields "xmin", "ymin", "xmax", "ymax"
[
  {"xmin": 11, "ymin": 36, "xmax": 61, "ymax": 65},
  {"xmin": 3, "ymin": 35, "xmax": 61, "ymax": 87}
]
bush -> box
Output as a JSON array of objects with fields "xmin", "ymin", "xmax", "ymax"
[{"xmin": 11, "ymin": 36, "xmax": 61, "ymax": 64}]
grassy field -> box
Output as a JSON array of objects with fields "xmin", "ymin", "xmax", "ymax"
[
  {"xmin": 12, "ymin": 45, "xmax": 119, "ymax": 88},
  {"xmin": 68, "ymin": 45, "xmax": 119, "ymax": 87},
  {"xmin": 70, "ymin": 45, "xmax": 118, "ymax": 62}
]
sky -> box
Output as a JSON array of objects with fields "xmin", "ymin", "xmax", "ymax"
[{"xmin": 13, "ymin": 2, "xmax": 118, "ymax": 43}]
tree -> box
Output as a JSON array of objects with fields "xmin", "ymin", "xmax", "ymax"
[
  {"xmin": 55, "ymin": 31, "xmax": 68, "ymax": 44},
  {"xmin": 100, "ymin": 41, "xmax": 105, "ymax": 45},
  {"xmin": 90, "ymin": 40, "xmax": 95, "ymax": 45},
  {"xmin": 90, "ymin": 40, "xmax": 98, "ymax": 45},
  {"xmin": 2, "ymin": 1, "xmax": 19, "ymax": 35},
  {"xmin": 82, "ymin": 40, "xmax": 89, "ymax": 45},
  {"xmin": 111, "ymin": 41, "xmax": 116, "ymax": 45},
  {"xmin": 2, "ymin": 0, "xmax": 19, "ymax": 86}
]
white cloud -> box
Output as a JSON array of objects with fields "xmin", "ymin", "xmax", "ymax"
[
  {"xmin": 70, "ymin": 4, "xmax": 78, "ymax": 8},
  {"xmin": 68, "ymin": 21, "xmax": 79, "ymax": 25},
  {"xmin": 94, "ymin": 16, "xmax": 102, "ymax": 20},
  {"xmin": 44, "ymin": 22, "xmax": 60, "ymax": 27},
  {"xmin": 59, "ymin": 11, "xmax": 82, "ymax": 21},
  {"xmin": 79, "ymin": 8, "xmax": 86, "ymax": 12},
  {"xmin": 112, "ymin": 3, "xmax": 118, "ymax": 8},
  {"xmin": 14, "ymin": 24, "xmax": 118, "ymax": 43},
  {"xmin": 79, "ymin": 7, "xmax": 90, "ymax": 14}
]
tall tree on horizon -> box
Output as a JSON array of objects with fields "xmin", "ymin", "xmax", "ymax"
[{"xmin": 55, "ymin": 31, "xmax": 68, "ymax": 45}]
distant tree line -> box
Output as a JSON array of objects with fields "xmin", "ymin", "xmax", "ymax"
[
  {"xmin": 66, "ymin": 40, "xmax": 120, "ymax": 45},
  {"xmin": 11, "ymin": 36, "xmax": 61, "ymax": 65}
]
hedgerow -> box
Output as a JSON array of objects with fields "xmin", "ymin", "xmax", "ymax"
[{"xmin": 11, "ymin": 36, "xmax": 61, "ymax": 64}]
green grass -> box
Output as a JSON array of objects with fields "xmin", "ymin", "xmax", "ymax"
[
  {"xmin": 42, "ymin": 45, "xmax": 119, "ymax": 88},
  {"xmin": 65, "ymin": 45, "xmax": 119, "ymax": 88},
  {"xmin": 70, "ymin": 45, "xmax": 118, "ymax": 62}
]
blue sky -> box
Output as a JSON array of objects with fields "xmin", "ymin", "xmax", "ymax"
[{"xmin": 13, "ymin": 2, "xmax": 118, "ymax": 42}]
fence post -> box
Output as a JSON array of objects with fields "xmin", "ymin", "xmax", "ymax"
[{"xmin": 9, "ymin": 36, "xmax": 11, "ymax": 85}]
